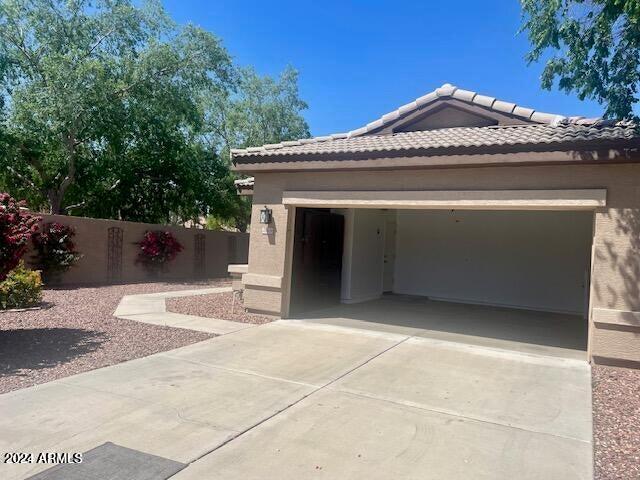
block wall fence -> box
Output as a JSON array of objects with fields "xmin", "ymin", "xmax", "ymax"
[{"xmin": 25, "ymin": 214, "xmax": 249, "ymax": 286}]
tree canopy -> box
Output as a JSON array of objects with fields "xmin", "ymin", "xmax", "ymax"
[
  {"xmin": 205, "ymin": 66, "xmax": 310, "ymax": 231},
  {"xmin": 0, "ymin": 0, "xmax": 309, "ymax": 229},
  {"xmin": 520, "ymin": 0, "xmax": 640, "ymax": 120},
  {"xmin": 210, "ymin": 66, "xmax": 310, "ymax": 155}
]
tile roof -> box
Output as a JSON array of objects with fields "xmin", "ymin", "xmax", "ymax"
[
  {"xmin": 347, "ymin": 83, "xmax": 599, "ymax": 136},
  {"xmin": 231, "ymin": 123, "xmax": 638, "ymax": 160},
  {"xmin": 234, "ymin": 177, "xmax": 255, "ymax": 187},
  {"xmin": 230, "ymin": 83, "xmax": 616, "ymax": 160}
]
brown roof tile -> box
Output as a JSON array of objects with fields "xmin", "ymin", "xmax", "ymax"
[
  {"xmin": 230, "ymin": 83, "xmax": 624, "ymax": 161},
  {"xmin": 232, "ymin": 123, "xmax": 638, "ymax": 160}
]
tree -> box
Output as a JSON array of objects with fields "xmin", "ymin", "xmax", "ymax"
[
  {"xmin": 0, "ymin": 1, "xmax": 310, "ymax": 228},
  {"xmin": 520, "ymin": 0, "xmax": 640, "ymax": 119},
  {"xmin": 209, "ymin": 66, "xmax": 310, "ymax": 156},
  {"xmin": 0, "ymin": 0, "xmax": 234, "ymax": 217},
  {"xmin": 206, "ymin": 66, "xmax": 310, "ymax": 231}
]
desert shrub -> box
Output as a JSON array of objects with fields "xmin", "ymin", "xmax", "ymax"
[
  {"xmin": 0, "ymin": 261, "xmax": 43, "ymax": 310},
  {"xmin": 0, "ymin": 193, "xmax": 39, "ymax": 281},
  {"xmin": 137, "ymin": 230, "xmax": 184, "ymax": 273},
  {"xmin": 32, "ymin": 222, "xmax": 82, "ymax": 283}
]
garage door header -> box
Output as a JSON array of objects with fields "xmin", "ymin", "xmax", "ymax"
[{"xmin": 282, "ymin": 189, "xmax": 607, "ymax": 210}]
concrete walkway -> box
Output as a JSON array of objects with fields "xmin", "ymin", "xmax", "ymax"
[
  {"xmin": 114, "ymin": 287, "xmax": 253, "ymax": 335},
  {"xmin": 1, "ymin": 314, "xmax": 592, "ymax": 480}
]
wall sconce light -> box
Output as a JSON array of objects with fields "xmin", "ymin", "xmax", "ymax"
[{"xmin": 259, "ymin": 206, "xmax": 272, "ymax": 224}]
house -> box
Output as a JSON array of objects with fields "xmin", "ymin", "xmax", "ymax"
[{"xmin": 231, "ymin": 83, "xmax": 640, "ymax": 367}]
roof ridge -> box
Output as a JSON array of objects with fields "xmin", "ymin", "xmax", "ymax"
[{"xmin": 348, "ymin": 83, "xmax": 599, "ymax": 138}]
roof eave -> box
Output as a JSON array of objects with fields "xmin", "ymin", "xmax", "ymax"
[{"xmin": 232, "ymin": 141, "xmax": 640, "ymax": 173}]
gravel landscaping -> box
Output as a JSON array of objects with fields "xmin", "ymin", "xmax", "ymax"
[
  {"xmin": 0, "ymin": 280, "xmax": 229, "ymax": 394},
  {"xmin": 167, "ymin": 291, "xmax": 273, "ymax": 325},
  {"xmin": 593, "ymin": 364, "xmax": 640, "ymax": 480}
]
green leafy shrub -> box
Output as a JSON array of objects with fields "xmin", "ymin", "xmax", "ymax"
[
  {"xmin": 32, "ymin": 222, "xmax": 82, "ymax": 283},
  {"xmin": 0, "ymin": 262, "xmax": 43, "ymax": 310}
]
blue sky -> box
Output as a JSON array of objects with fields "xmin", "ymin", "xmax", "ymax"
[{"xmin": 164, "ymin": 0, "xmax": 604, "ymax": 136}]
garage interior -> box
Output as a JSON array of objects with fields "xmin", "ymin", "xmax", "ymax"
[{"xmin": 289, "ymin": 207, "xmax": 593, "ymax": 359}]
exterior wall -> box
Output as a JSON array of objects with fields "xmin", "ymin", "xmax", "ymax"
[
  {"xmin": 243, "ymin": 194, "xmax": 292, "ymax": 315},
  {"xmin": 27, "ymin": 214, "xmax": 249, "ymax": 285},
  {"xmin": 228, "ymin": 264, "xmax": 248, "ymax": 292},
  {"xmin": 336, "ymin": 209, "xmax": 354, "ymax": 301},
  {"xmin": 242, "ymin": 162, "xmax": 640, "ymax": 366},
  {"xmin": 394, "ymin": 210, "xmax": 593, "ymax": 314},
  {"xmin": 340, "ymin": 209, "xmax": 386, "ymax": 303}
]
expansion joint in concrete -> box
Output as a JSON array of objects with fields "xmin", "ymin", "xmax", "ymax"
[{"xmin": 178, "ymin": 335, "xmax": 411, "ymax": 469}]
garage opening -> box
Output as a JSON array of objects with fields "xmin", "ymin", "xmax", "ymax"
[
  {"xmin": 289, "ymin": 208, "xmax": 345, "ymax": 315},
  {"xmin": 289, "ymin": 207, "xmax": 593, "ymax": 358}
]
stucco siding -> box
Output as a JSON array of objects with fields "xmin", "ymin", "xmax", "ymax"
[{"xmin": 242, "ymin": 162, "xmax": 640, "ymax": 364}]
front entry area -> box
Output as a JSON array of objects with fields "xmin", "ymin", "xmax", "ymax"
[{"xmin": 288, "ymin": 208, "xmax": 593, "ymax": 359}]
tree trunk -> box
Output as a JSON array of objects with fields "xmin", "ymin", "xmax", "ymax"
[
  {"xmin": 48, "ymin": 190, "xmax": 64, "ymax": 215},
  {"xmin": 46, "ymin": 130, "xmax": 78, "ymax": 215},
  {"xmin": 235, "ymin": 217, "xmax": 248, "ymax": 233}
]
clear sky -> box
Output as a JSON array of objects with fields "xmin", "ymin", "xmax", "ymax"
[{"xmin": 163, "ymin": 0, "xmax": 604, "ymax": 136}]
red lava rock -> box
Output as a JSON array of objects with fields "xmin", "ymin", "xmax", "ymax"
[
  {"xmin": 592, "ymin": 364, "xmax": 640, "ymax": 480},
  {"xmin": 167, "ymin": 291, "xmax": 274, "ymax": 325}
]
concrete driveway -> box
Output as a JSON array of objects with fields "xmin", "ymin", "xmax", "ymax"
[{"xmin": 1, "ymin": 319, "xmax": 592, "ymax": 480}]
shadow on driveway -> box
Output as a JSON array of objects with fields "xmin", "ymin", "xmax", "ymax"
[{"xmin": 0, "ymin": 328, "xmax": 107, "ymax": 377}]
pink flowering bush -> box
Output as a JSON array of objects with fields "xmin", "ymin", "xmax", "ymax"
[
  {"xmin": 0, "ymin": 193, "xmax": 40, "ymax": 281},
  {"xmin": 136, "ymin": 231, "xmax": 183, "ymax": 273},
  {"xmin": 32, "ymin": 222, "xmax": 82, "ymax": 283}
]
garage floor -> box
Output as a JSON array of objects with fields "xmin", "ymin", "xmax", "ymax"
[{"xmin": 295, "ymin": 294, "xmax": 588, "ymax": 360}]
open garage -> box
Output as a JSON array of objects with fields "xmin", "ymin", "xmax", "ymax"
[
  {"xmin": 288, "ymin": 206, "xmax": 593, "ymax": 359},
  {"xmin": 233, "ymin": 84, "xmax": 640, "ymax": 367}
]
